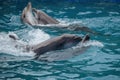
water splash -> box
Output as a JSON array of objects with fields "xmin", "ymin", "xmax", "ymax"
[
  {"xmin": 0, "ymin": 29, "xmax": 50, "ymax": 57},
  {"xmin": 27, "ymin": 29, "xmax": 50, "ymax": 45},
  {"xmin": 0, "ymin": 32, "xmax": 34, "ymax": 57},
  {"xmin": 81, "ymin": 40, "xmax": 104, "ymax": 47}
]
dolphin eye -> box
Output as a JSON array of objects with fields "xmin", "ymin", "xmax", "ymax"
[
  {"xmin": 38, "ymin": 17, "xmax": 40, "ymax": 20},
  {"xmin": 23, "ymin": 15, "xmax": 25, "ymax": 18}
]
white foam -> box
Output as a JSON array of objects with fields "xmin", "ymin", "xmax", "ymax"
[
  {"xmin": 0, "ymin": 32, "xmax": 35, "ymax": 57},
  {"xmin": 46, "ymin": 9, "xmax": 53, "ymax": 13},
  {"xmin": 58, "ymin": 11, "xmax": 66, "ymax": 14},
  {"xmin": 27, "ymin": 29, "xmax": 50, "ymax": 45},
  {"xmin": 36, "ymin": 23, "xmax": 69, "ymax": 27},
  {"xmin": 109, "ymin": 12, "xmax": 119, "ymax": 15},
  {"xmin": 79, "ymin": 40, "xmax": 104, "ymax": 48},
  {"xmin": 0, "ymin": 28, "xmax": 51, "ymax": 57},
  {"xmin": 77, "ymin": 11, "xmax": 93, "ymax": 15},
  {"xmin": 58, "ymin": 18, "xmax": 83, "ymax": 25}
]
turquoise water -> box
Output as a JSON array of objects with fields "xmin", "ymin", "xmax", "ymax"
[{"xmin": 0, "ymin": 1, "xmax": 120, "ymax": 80}]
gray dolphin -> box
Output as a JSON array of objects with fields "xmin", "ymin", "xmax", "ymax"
[
  {"xmin": 21, "ymin": 2, "xmax": 38, "ymax": 26},
  {"xmin": 9, "ymin": 33, "xmax": 90, "ymax": 59},
  {"xmin": 32, "ymin": 8, "xmax": 59, "ymax": 24},
  {"xmin": 31, "ymin": 34, "xmax": 90, "ymax": 59},
  {"xmin": 21, "ymin": 2, "xmax": 59, "ymax": 26},
  {"xmin": 21, "ymin": 2, "xmax": 100, "ymax": 35}
]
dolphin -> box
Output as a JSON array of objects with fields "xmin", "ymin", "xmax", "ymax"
[
  {"xmin": 21, "ymin": 2, "xmax": 38, "ymax": 26},
  {"xmin": 21, "ymin": 2, "xmax": 59, "ymax": 26},
  {"xmin": 32, "ymin": 8, "xmax": 59, "ymax": 24},
  {"xmin": 32, "ymin": 34, "xmax": 90, "ymax": 59},
  {"xmin": 9, "ymin": 33, "xmax": 90, "ymax": 59},
  {"xmin": 21, "ymin": 2, "xmax": 100, "ymax": 35}
]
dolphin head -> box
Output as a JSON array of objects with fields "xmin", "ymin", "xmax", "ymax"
[
  {"xmin": 21, "ymin": 2, "xmax": 59, "ymax": 25},
  {"xmin": 21, "ymin": 2, "xmax": 38, "ymax": 25},
  {"xmin": 32, "ymin": 8, "xmax": 59, "ymax": 24},
  {"xmin": 61, "ymin": 34, "xmax": 90, "ymax": 49},
  {"xmin": 32, "ymin": 8, "xmax": 45, "ymax": 24}
]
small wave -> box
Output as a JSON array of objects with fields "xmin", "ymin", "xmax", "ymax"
[
  {"xmin": 9, "ymin": 15, "xmax": 22, "ymax": 27},
  {"xmin": 81, "ymin": 40, "xmax": 104, "ymax": 47},
  {"xmin": 58, "ymin": 11, "xmax": 66, "ymax": 15},
  {"xmin": 58, "ymin": 18, "xmax": 83, "ymax": 24},
  {"xmin": 46, "ymin": 9, "xmax": 53, "ymax": 13},
  {"xmin": 109, "ymin": 12, "xmax": 119, "ymax": 15},
  {"xmin": 10, "ymin": 15, "xmax": 21, "ymax": 23},
  {"xmin": 77, "ymin": 11, "xmax": 93, "ymax": 15},
  {"xmin": 96, "ymin": 10, "xmax": 102, "ymax": 14}
]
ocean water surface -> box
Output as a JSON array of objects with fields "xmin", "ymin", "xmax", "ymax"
[{"xmin": 0, "ymin": 0, "xmax": 120, "ymax": 80}]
